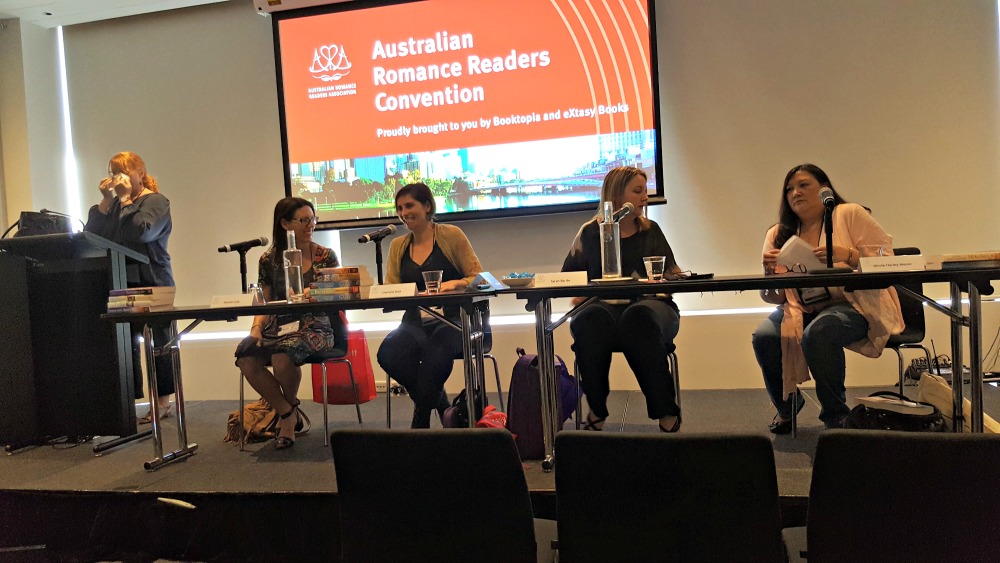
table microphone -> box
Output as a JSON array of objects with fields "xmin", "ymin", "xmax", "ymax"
[
  {"xmin": 612, "ymin": 202, "xmax": 634, "ymax": 222},
  {"xmin": 218, "ymin": 236, "xmax": 268, "ymax": 253},
  {"xmin": 358, "ymin": 224, "xmax": 396, "ymax": 243}
]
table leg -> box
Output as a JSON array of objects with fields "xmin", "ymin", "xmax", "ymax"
[
  {"xmin": 968, "ymin": 282, "xmax": 983, "ymax": 432},
  {"xmin": 949, "ymin": 283, "xmax": 964, "ymax": 432},
  {"xmin": 534, "ymin": 299, "xmax": 558, "ymax": 471},
  {"xmin": 143, "ymin": 323, "xmax": 198, "ymax": 471}
]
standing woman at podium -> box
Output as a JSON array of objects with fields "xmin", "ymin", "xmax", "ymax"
[{"xmin": 84, "ymin": 151, "xmax": 176, "ymax": 424}]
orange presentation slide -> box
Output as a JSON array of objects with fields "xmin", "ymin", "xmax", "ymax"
[{"xmin": 278, "ymin": 0, "xmax": 655, "ymax": 163}]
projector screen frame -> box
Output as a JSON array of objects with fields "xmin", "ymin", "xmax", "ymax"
[{"xmin": 270, "ymin": 0, "xmax": 666, "ymax": 230}]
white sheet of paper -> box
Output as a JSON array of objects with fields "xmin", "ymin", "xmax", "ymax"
[{"xmin": 776, "ymin": 235, "xmax": 825, "ymax": 271}]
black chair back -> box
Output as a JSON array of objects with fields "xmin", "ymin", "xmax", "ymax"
[
  {"xmin": 555, "ymin": 432, "xmax": 784, "ymax": 562},
  {"xmin": 887, "ymin": 247, "xmax": 925, "ymax": 345},
  {"xmin": 330, "ymin": 428, "xmax": 536, "ymax": 562},
  {"xmin": 807, "ymin": 430, "xmax": 1000, "ymax": 561}
]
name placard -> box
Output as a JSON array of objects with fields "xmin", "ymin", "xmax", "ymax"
[
  {"xmin": 210, "ymin": 294, "xmax": 254, "ymax": 308},
  {"xmin": 859, "ymin": 255, "xmax": 926, "ymax": 273},
  {"xmin": 534, "ymin": 271, "xmax": 588, "ymax": 288},
  {"xmin": 369, "ymin": 283, "xmax": 417, "ymax": 298}
]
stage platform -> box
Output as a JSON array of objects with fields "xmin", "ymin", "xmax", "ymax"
[{"xmin": 3, "ymin": 384, "xmax": 997, "ymax": 561}]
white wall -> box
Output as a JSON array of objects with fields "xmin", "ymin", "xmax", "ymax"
[{"xmin": 2, "ymin": 0, "xmax": 998, "ymax": 404}]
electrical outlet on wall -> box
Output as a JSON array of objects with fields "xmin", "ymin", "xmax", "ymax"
[{"xmin": 375, "ymin": 381, "xmax": 388, "ymax": 393}]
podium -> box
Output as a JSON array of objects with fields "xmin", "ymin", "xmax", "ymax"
[{"xmin": 0, "ymin": 232, "xmax": 148, "ymax": 445}]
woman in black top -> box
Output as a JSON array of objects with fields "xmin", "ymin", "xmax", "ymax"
[
  {"xmin": 561, "ymin": 166, "xmax": 683, "ymax": 432},
  {"xmin": 84, "ymin": 151, "xmax": 175, "ymax": 424}
]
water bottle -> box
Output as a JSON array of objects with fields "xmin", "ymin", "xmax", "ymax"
[
  {"xmin": 599, "ymin": 201, "xmax": 621, "ymax": 279},
  {"xmin": 283, "ymin": 229, "xmax": 304, "ymax": 303}
]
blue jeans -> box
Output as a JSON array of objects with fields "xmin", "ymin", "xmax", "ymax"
[{"xmin": 751, "ymin": 304, "xmax": 869, "ymax": 426}]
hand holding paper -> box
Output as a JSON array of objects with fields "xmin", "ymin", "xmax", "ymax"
[{"xmin": 776, "ymin": 235, "xmax": 825, "ymax": 272}]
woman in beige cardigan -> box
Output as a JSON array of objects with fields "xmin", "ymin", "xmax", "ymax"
[
  {"xmin": 752, "ymin": 164, "xmax": 903, "ymax": 432},
  {"xmin": 377, "ymin": 182, "xmax": 485, "ymax": 428}
]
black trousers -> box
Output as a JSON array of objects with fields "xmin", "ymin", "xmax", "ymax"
[{"xmin": 570, "ymin": 299, "xmax": 680, "ymax": 419}]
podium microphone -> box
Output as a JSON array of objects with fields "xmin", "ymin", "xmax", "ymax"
[
  {"xmin": 612, "ymin": 202, "xmax": 634, "ymax": 222},
  {"xmin": 819, "ymin": 187, "xmax": 836, "ymax": 208},
  {"xmin": 218, "ymin": 236, "xmax": 268, "ymax": 253},
  {"xmin": 358, "ymin": 224, "xmax": 396, "ymax": 244}
]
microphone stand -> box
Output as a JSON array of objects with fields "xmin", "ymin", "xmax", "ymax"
[
  {"xmin": 810, "ymin": 205, "xmax": 852, "ymax": 274},
  {"xmin": 374, "ymin": 239, "xmax": 385, "ymax": 285},
  {"xmin": 238, "ymin": 249, "xmax": 251, "ymax": 292}
]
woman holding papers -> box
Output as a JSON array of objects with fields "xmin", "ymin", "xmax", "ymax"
[
  {"xmin": 84, "ymin": 151, "xmax": 176, "ymax": 424},
  {"xmin": 376, "ymin": 182, "xmax": 485, "ymax": 428},
  {"xmin": 234, "ymin": 197, "xmax": 344, "ymax": 449},
  {"xmin": 561, "ymin": 166, "xmax": 684, "ymax": 433},
  {"xmin": 753, "ymin": 164, "xmax": 903, "ymax": 432}
]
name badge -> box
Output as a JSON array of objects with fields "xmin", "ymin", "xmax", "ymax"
[
  {"xmin": 798, "ymin": 286, "xmax": 832, "ymax": 305},
  {"xmin": 535, "ymin": 271, "xmax": 588, "ymax": 288},
  {"xmin": 369, "ymin": 283, "xmax": 417, "ymax": 298},
  {"xmin": 210, "ymin": 294, "xmax": 253, "ymax": 308},
  {"xmin": 277, "ymin": 321, "xmax": 298, "ymax": 336}
]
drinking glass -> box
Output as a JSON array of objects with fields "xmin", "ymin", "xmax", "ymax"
[
  {"xmin": 643, "ymin": 256, "xmax": 666, "ymax": 281},
  {"xmin": 422, "ymin": 270, "xmax": 444, "ymax": 294},
  {"xmin": 248, "ymin": 283, "xmax": 266, "ymax": 305}
]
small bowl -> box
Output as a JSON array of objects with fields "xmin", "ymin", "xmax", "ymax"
[{"xmin": 501, "ymin": 276, "xmax": 534, "ymax": 288}]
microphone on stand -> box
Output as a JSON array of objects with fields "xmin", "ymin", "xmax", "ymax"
[
  {"xmin": 218, "ymin": 236, "xmax": 268, "ymax": 253},
  {"xmin": 358, "ymin": 224, "xmax": 396, "ymax": 244},
  {"xmin": 611, "ymin": 202, "xmax": 634, "ymax": 223},
  {"xmin": 819, "ymin": 187, "xmax": 836, "ymax": 208}
]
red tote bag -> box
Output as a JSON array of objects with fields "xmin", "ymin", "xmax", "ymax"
[{"xmin": 311, "ymin": 329, "xmax": 377, "ymax": 404}]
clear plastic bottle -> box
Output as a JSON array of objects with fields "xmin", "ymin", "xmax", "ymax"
[
  {"xmin": 283, "ymin": 229, "xmax": 304, "ymax": 303},
  {"xmin": 599, "ymin": 201, "xmax": 622, "ymax": 279}
]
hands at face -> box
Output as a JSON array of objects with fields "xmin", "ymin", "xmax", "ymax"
[{"xmin": 99, "ymin": 173, "xmax": 133, "ymax": 200}]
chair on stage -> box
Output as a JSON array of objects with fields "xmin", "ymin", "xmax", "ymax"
[
  {"xmin": 238, "ymin": 312, "xmax": 361, "ymax": 451},
  {"xmin": 884, "ymin": 247, "xmax": 933, "ymax": 396},
  {"xmin": 573, "ymin": 349, "xmax": 680, "ymax": 430},
  {"xmin": 330, "ymin": 428, "xmax": 537, "ymax": 562},
  {"xmin": 784, "ymin": 430, "xmax": 1000, "ymax": 561},
  {"xmin": 555, "ymin": 431, "xmax": 784, "ymax": 562}
]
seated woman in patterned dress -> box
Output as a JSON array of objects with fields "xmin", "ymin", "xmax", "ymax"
[{"xmin": 234, "ymin": 197, "xmax": 345, "ymax": 449}]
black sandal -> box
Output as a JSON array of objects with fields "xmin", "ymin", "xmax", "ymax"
[
  {"xmin": 275, "ymin": 407, "xmax": 297, "ymax": 450},
  {"xmin": 582, "ymin": 412, "xmax": 606, "ymax": 431},
  {"xmin": 290, "ymin": 401, "xmax": 311, "ymax": 437},
  {"xmin": 658, "ymin": 415, "xmax": 682, "ymax": 433}
]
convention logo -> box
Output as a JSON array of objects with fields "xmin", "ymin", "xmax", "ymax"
[{"xmin": 309, "ymin": 44, "xmax": 352, "ymax": 82}]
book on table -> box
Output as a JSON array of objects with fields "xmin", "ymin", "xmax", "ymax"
[
  {"xmin": 108, "ymin": 286, "xmax": 176, "ymax": 297},
  {"xmin": 106, "ymin": 304, "xmax": 174, "ymax": 313}
]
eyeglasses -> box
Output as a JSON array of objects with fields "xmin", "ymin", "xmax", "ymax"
[
  {"xmin": 763, "ymin": 263, "xmax": 807, "ymax": 275},
  {"xmin": 290, "ymin": 217, "xmax": 318, "ymax": 226}
]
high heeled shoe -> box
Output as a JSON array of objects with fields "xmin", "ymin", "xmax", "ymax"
[
  {"xmin": 582, "ymin": 412, "xmax": 606, "ymax": 431},
  {"xmin": 274, "ymin": 407, "xmax": 297, "ymax": 450},
  {"xmin": 289, "ymin": 401, "xmax": 311, "ymax": 437}
]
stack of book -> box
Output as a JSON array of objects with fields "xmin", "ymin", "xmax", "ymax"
[
  {"xmin": 925, "ymin": 251, "xmax": 1000, "ymax": 270},
  {"xmin": 107, "ymin": 286, "xmax": 176, "ymax": 313},
  {"xmin": 311, "ymin": 266, "xmax": 374, "ymax": 302}
]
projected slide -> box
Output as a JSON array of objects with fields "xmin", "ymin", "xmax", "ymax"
[{"xmin": 275, "ymin": 0, "xmax": 659, "ymax": 225}]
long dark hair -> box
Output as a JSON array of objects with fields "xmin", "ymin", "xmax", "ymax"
[
  {"xmin": 773, "ymin": 164, "xmax": 847, "ymax": 248},
  {"xmin": 270, "ymin": 197, "xmax": 314, "ymax": 265},
  {"xmin": 395, "ymin": 182, "xmax": 436, "ymax": 221}
]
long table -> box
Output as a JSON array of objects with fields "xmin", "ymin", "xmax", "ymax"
[
  {"xmin": 103, "ymin": 290, "xmax": 494, "ymax": 470},
  {"xmin": 513, "ymin": 266, "xmax": 1000, "ymax": 470}
]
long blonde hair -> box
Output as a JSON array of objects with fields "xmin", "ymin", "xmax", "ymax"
[
  {"xmin": 109, "ymin": 151, "xmax": 159, "ymax": 193},
  {"xmin": 594, "ymin": 166, "xmax": 651, "ymax": 231}
]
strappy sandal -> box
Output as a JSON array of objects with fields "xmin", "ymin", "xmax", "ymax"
[
  {"xmin": 138, "ymin": 403, "xmax": 172, "ymax": 425},
  {"xmin": 658, "ymin": 415, "xmax": 682, "ymax": 433},
  {"xmin": 275, "ymin": 408, "xmax": 297, "ymax": 450},
  {"xmin": 291, "ymin": 401, "xmax": 311, "ymax": 437},
  {"xmin": 582, "ymin": 412, "xmax": 606, "ymax": 431}
]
